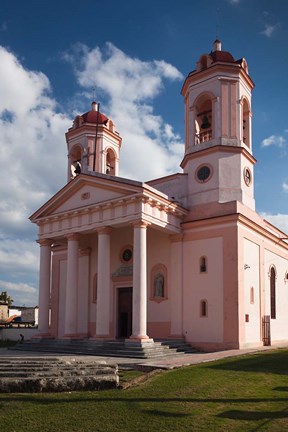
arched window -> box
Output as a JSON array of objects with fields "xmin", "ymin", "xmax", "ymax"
[
  {"xmin": 70, "ymin": 144, "xmax": 83, "ymax": 179},
  {"xmin": 242, "ymin": 98, "xmax": 251, "ymax": 148},
  {"xmin": 200, "ymin": 256, "xmax": 207, "ymax": 273},
  {"xmin": 105, "ymin": 148, "xmax": 116, "ymax": 175},
  {"xmin": 194, "ymin": 94, "xmax": 213, "ymax": 145},
  {"xmin": 200, "ymin": 300, "xmax": 208, "ymax": 317},
  {"xmin": 270, "ymin": 267, "xmax": 276, "ymax": 319}
]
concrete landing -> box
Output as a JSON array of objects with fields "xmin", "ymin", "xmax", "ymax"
[{"xmin": 1, "ymin": 342, "xmax": 287, "ymax": 371}]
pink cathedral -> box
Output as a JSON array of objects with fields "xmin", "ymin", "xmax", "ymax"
[{"xmin": 30, "ymin": 41, "xmax": 288, "ymax": 351}]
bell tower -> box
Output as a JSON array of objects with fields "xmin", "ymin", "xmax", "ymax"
[
  {"xmin": 65, "ymin": 102, "xmax": 122, "ymax": 182},
  {"xmin": 181, "ymin": 40, "xmax": 256, "ymax": 210}
]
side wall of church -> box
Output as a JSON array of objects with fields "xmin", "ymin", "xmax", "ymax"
[
  {"xmin": 181, "ymin": 220, "xmax": 241, "ymax": 351},
  {"xmin": 239, "ymin": 222, "xmax": 288, "ymax": 348},
  {"xmin": 264, "ymin": 249, "xmax": 288, "ymax": 341}
]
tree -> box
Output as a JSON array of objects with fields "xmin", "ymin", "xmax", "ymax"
[{"xmin": 0, "ymin": 291, "xmax": 14, "ymax": 306}]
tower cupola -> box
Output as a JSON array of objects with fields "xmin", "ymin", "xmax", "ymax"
[
  {"xmin": 65, "ymin": 102, "xmax": 122, "ymax": 182},
  {"xmin": 180, "ymin": 41, "xmax": 256, "ymax": 210}
]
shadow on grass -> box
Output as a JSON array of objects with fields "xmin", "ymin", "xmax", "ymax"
[
  {"xmin": 142, "ymin": 409, "xmax": 191, "ymax": 418},
  {"xmin": 217, "ymin": 407, "xmax": 288, "ymax": 420},
  {"xmin": 206, "ymin": 350, "xmax": 288, "ymax": 375},
  {"xmin": 274, "ymin": 387, "xmax": 288, "ymax": 392},
  {"xmin": 1, "ymin": 395, "xmax": 288, "ymax": 405}
]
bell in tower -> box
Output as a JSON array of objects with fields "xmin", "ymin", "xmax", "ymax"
[
  {"xmin": 180, "ymin": 40, "xmax": 256, "ymax": 211},
  {"xmin": 201, "ymin": 115, "xmax": 211, "ymax": 130},
  {"xmin": 65, "ymin": 102, "xmax": 122, "ymax": 182}
]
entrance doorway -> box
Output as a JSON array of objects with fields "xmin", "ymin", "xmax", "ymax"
[{"xmin": 117, "ymin": 287, "xmax": 132, "ymax": 338}]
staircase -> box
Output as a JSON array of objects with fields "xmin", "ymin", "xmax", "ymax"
[
  {"xmin": 13, "ymin": 338, "xmax": 197, "ymax": 359},
  {"xmin": 0, "ymin": 356, "xmax": 119, "ymax": 393}
]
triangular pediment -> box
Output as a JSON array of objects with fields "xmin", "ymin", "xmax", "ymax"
[{"xmin": 30, "ymin": 173, "xmax": 144, "ymax": 221}]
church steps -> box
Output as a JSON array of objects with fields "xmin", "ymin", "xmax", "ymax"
[
  {"xmin": 0, "ymin": 357, "xmax": 119, "ymax": 392},
  {"xmin": 12, "ymin": 338, "xmax": 196, "ymax": 358}
]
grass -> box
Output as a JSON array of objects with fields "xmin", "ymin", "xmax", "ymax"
[{"xmin": 0, "ymin": 349, "xmax": 288, "ymax": 431}]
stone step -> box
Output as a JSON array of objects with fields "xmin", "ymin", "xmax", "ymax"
[
  {"xmin": 13, "ymin": 338, "xmax": 196, "ymax": 358},
  {"xmin": 0, "ymin": 368, "xmax": 118, "ymax": 379},
  {"xmin": 0, "ymin": 357, "xmax": 119, "ymax": 393},
  {"xmin": 0, "ymin": 374, "xmax": 118, "ymax": 393}
]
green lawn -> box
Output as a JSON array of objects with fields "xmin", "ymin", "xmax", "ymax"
[{"xmin": 1, "ymin": 349, "xmax": 288, "ymax": 432}]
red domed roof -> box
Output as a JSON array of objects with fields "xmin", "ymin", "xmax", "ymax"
[
  {"xmin": 81, "ymin": 110, "xmax": 108, "ymax": 125},
  {"xmin": 210, "ymin": 50, "xmax": 235, "ymax": 63}
]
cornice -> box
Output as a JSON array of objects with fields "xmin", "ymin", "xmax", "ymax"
[{"xmin": 180, "ymin": 144, "xmax": 256, "ymax": 169}]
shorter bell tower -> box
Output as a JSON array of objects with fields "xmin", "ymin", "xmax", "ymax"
[
  {"xmin": 181, "ymin": 40, "xmax": 256, "ymax": 210},
  {"xmin": 65, "ymin": 102, "xmax": 122, "ymax": 182}
]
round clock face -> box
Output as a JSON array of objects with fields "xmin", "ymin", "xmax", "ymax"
[
  {"xmin": 197, "ymin": 165, "xmax": 211, "ymax": 182},
  {"xmin": 122, "ymin": 249, "xmax": 132, "ymax": 262},
  {"xmin": 244, "ymin": 168, "xmax": 252, "ymax": 186}
]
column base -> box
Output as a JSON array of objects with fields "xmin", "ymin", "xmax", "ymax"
[
  {"xmin": 61, "ymin": 334, "xmax": 83, "ymax": 340},
  {"xmin": 126, "ymin": 336, "xmax": 154, "ymax": 344},
  {"xmin": 33, "ymin": 333, "xmax": 53, "ymax": 339},
  {"xmin": 90, "ymin": 335, "xmax": 112, "ymax": 341}
]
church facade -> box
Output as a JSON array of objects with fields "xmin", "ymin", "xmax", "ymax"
[{"xmin": 30, "ymin": 41, "xmax": 288, "ymax": 351}]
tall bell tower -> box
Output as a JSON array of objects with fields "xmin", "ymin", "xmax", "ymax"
[
  {"xmin": 181, "ymin": 40, "xmax": 256, "ymax": 210},
  {"xmin": 65, "ymin": 102, "xmax": 122, "ymax": 182}
]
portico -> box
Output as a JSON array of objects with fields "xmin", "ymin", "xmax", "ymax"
[{"xmin": 31, "ymin": 173, "xmax": 186, "ymax": 342}]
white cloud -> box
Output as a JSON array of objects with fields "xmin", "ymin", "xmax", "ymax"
[
  {"xmin": 64, "ymin": 42, "xmax": 184, "ymax": 180},
  {"xmin": 260, "ymin": 23, "xmax": 279, "ymax": 38},
  {"xmin": 261, "ymin": 213, "xmax": 288, "ymax": 234},
  {"xmin": 282, "ymin": 182, "xmax": 288, "ymax": 193},
  {"xmin": 261, "ymin": 134, "xmax": 286, "ymax": 148},
  {"xmin": 0, "ymin": 46, "xmax": 72, "ymax": 305},
  {"xmin": 0, "ymin": 46, "xmax": 71, "ymax": 238},
  {"xmin": 228, "ymin": 0, "xmax": 240, "ymax": 4},
  {"xmin": 0, "ymin": 280, "xmax": 37, "ymax": 306}
]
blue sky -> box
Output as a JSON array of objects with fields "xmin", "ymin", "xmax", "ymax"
[{"xmin": 0, "ymin": 0, "xmax": 288, "ymax": 305}]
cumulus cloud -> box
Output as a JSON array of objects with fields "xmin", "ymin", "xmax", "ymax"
[
  {"xmin": 260, "ymin": 23, "xmax": 279, "ymax": 38},
  {"xmin": 282, "ymin": 182, "xmax": 288, "ymax": 193},
  {"xmin": 0, "ymin": 46, "xmax": 71, "ymax": 238},
  {"xmin": 0, "ymin": 46, "xmax": 71, "ymax": 304},
  {"xmin": 261, "ymin": 213, "xmax": 288, "ymax": 235},
  {"xmin": 0, "ymin": 280, "xmax": 38, "ymax": 306},
  {"xmin": 261, "ymin": 134, "xmax": 286, "ymax": 148},
  {"xmin": 64, "ymin": 42, "xmax": 184, "ymax": 180}
]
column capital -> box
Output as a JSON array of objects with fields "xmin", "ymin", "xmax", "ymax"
[
  {"xmin": 96, "ymin": 226, "xmax": 113, "ymax": 235},
  {"xmin": 132, "ymin": 220, "xmax": 150, "ymax": 229},
  {"xmin": 66, "ymin": 233, "xmax": 80, "ymax": 241},
  {"xmin": 37, "ymin": 238, "xmax": 53, "ymax": 247}
]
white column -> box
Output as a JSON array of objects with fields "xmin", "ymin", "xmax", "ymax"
[
  {"xmin": 95, "ymin": 227, "xmax": 112, "ymax": 337},
  {"xmin": 77, "ymin": 248, "xmax": 91, "ymax": 336},
  {"xmin": 64, "ymin": 233, "xmax": 79, "ymax": 337},
  {"xmin": 170, "ymin": 234, "xmax": 183, "ymax": 337},
  {"xmin": 131, "ymin": 221, "xmax": 150, "ymax": 340},
  {"xmin": 37, "ymin": 239, "xmax": 52, "ymax": 336}
]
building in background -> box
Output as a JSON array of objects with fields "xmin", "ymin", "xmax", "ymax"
[{"xmin": 30, "ymin": 41, "xmax": 288, "ymax": 351}]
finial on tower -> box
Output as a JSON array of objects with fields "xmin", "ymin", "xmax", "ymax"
[
  {"xmin": 213, "ymin": 38, "xmax": 222, "ymax": 52},
  {"xmin": 91, "ymin": 101, "xmax": 99, "ymax": 111},
  {"xmin": 213, "ymin": 7, "xmax": 221, "ymax": 52}
]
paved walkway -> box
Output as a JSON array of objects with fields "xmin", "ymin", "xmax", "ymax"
[{"xmin": 1, "ymin": 342, "xmax": 287, "ymax": 370}]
